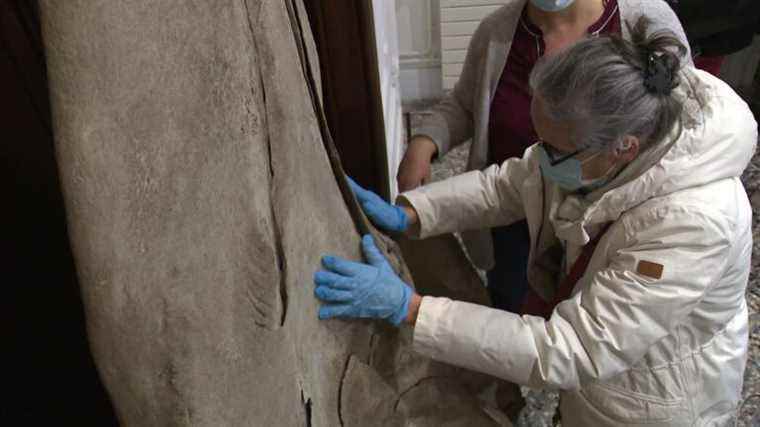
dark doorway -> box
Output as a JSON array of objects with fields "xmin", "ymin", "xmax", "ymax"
[{"xmin": 302, "ymin": 0, "xmax": 390, "ymax": 200}]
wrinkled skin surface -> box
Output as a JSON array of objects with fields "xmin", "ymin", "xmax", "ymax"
[{"xmin": 39, "ymin": 1, "xmax": 513, "ymax": 425}]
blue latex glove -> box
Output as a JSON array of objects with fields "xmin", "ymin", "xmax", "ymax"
[
  {"xmin": 347, "ymin": 177, "xmax": 408, "ymax": 233},
  {"xmin": 314, "ymin": 234, "xmax": 413, "ymax": 326}
]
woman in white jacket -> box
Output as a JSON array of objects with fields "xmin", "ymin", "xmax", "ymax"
[{"xmin": 313, "ymin": 19, "xmax": 757, "ymax": 426}]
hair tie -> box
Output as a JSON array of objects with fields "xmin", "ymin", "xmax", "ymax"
[{"xmin": 643, "ymin": 52, "xmax": 675, "ymax": 96}]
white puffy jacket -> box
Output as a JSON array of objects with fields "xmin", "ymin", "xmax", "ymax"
[{"xmin": 400, "ymin": 70, "xmax": 757, "ymax": 426}]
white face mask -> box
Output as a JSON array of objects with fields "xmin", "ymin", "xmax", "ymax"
[{"xmin": 530, "ymin": 0, "xmax": 576, "ymax": 12}]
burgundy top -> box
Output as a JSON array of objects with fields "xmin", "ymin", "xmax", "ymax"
[{"xmin": 488, "ymin": 1, "xmax": 622, "ymax": 164}]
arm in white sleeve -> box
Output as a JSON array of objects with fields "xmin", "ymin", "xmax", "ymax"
[
  {"xmin": 397, "ymin": 154, "xmax": 535, "ymax": 239},
  {"xmin": 412, "ymin": 205, "xmax": 731, "ymax": 389}
]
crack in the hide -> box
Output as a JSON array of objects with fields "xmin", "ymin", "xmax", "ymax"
[
  {"xmin": 337, "ymin": 355, "xmax": 353, "ymax": 427},
  {"xmin": 241, "ymin": 0, "xmax": 288, "ymax": 328},
  {"xmin": 300, "ymin": 388, "xmax": 313, "ymax": 427},
  {"xmin": 393, "ymin": 376, "xmax": 455, "ymax": 412}
]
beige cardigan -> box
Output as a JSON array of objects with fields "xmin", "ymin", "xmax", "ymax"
[{"xmin": 412, "ymin": 0, "xmax": 692, "ymax": 269}]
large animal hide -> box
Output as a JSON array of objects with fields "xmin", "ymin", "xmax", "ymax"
[{"xmin": 39, "ymin": 1, "xmax": 512, "ymax": 425}]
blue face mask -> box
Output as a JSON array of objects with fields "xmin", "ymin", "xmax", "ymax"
[
  {"xmin": 530, "ymin": 0, "xmax": 576, "ymax": 12},
  {"xmin": 537, "ymin": 144, "xmax": 611, "ymax": 192}
]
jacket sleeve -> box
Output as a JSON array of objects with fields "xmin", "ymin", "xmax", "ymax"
[
  {"xmin": 412, "ymin": 16, "xmax": 492, "ymax": 157},
  {"xmin": 397, "ymin": 153, "xmax": 535, "ymax": 239},
  {"xmin": 412, "ymin": 205, "xmax": 732, "ymax": 389}
]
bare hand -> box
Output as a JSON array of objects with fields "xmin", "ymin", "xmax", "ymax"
[{"xmin": 397, "ymin": 136, "xmax": 438, "ymax": 192}]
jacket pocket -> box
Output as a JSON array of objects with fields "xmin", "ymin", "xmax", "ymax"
[{"xmin": 579, "ymin": 382, "xmax": 688, "ymax": 424}]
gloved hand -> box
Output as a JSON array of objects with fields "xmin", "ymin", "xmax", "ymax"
[
  {"xmin": 347, "ymin": 177, "xmax": 408, "ymax": 233},
  {"xmin": 314, "ymin": 234, "xmax": 413, "ymax": 326}
]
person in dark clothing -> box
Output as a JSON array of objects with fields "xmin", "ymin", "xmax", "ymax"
[{"xmin": 666, "ymin": 0, "xmax": 760, "ymax": 75}]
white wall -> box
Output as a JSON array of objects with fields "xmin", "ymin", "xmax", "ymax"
[
  {"xmin": 440, "ymin": 0, "xmax": 506, "ymax": 89},
  {"xmin": 396, "ymin": 0, "xmax": 443, "ymax": 102},
  {"xmin": 396, "ymin": 0, "xmax": 508, "ymax": 102},
  {"xmin": 370, "ymin": 0, "xmax": 405, "ymax": 200}
]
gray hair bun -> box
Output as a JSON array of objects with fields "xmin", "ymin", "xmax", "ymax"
[
  {"xmin": 644, "ymin": 53, "xmax": 678, "ymax": 95},
  {"xmin": 621, "ymin": 17, "xmax": 686, "ymax": 96},
  {"xmin": 529, "ymin": 16, "xmax": 687, "ymax": 152}
]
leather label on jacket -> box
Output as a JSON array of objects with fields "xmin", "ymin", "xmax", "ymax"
[{"xmin": 637, "ymin": 260, "xmax": 664, "ymax": 279}]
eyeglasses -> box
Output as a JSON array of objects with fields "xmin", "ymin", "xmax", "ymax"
[{"xmin": 538, "ymin": 141, "xmax": 584, "ymax": 166}]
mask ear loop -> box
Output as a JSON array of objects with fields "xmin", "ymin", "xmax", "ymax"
[{"xmin": 615, "ymin": 139, "xmax": 633, "ymax": 155}]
